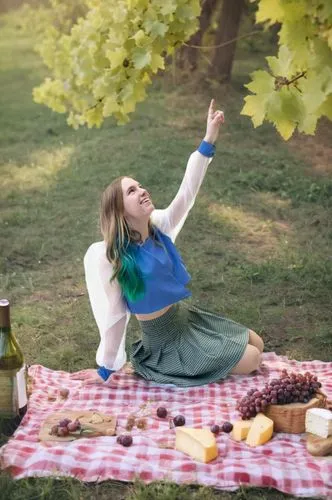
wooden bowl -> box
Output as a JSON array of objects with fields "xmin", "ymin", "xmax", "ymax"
[{"xmin": 265, "ymin": 391, "xmax": 327, "ymax": 434}]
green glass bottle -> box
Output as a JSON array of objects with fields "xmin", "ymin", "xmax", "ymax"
[{"xmin": 0, "ymin": 299, "xmax": 27, "ymax": 434}]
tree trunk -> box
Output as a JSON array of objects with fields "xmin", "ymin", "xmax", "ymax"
[
  {"xmin": 210, "ymin": 0, "xmax": 245, "ymax": 82},
  {"xmin": 178, "ymin": 0, "xmax": 218, "ymax": 70}
]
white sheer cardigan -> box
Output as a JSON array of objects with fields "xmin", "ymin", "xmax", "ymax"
[{"xmin": 84, "ymin": 150, "xmax": 214, "ymax": 370}]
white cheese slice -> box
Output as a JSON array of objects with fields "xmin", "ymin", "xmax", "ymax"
[{"xmin": 305, "ymin": 408, "xmax": 332, "ymax": 438}]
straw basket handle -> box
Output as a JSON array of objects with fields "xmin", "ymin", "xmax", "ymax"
[{"xmin": 316, "ymin": 389, "xmax": 330, "ymax": 408}]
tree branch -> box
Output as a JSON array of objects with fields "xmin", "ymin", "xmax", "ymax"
[{"xmin": 183, "ymin": 29, "xmax": 262, "ymax": 51}]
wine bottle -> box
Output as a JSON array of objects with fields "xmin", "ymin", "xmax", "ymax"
[{"xmin": 0, "ymin": 299, "xmax": 28, "ymax": 435}]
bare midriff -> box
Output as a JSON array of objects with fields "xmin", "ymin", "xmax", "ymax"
[{"xmin": 135, "ymin": 303, "xmax": 174, "ymax": 321}]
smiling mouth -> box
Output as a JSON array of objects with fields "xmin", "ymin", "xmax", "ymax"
[{"xmin": 140, "ymin": 198, "xmax": 151, "ymax": 205}]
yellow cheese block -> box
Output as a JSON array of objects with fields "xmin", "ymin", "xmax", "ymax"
[
  {"xmin": 175, "ymin": 427, "xmax": 218, "ymax": 463},
  {"xmin": 231, "ymin": 420, "xmax": 253, "ymax": 441},
  {"xmin": 246, "ymin": 413, "xmax": 274, "ymax": 447}
]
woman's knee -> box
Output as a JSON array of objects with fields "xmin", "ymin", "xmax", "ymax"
[
  {"xmin": 248, "ymin": 329, "xmax": 264, "ymax": 353},
  {"xmin": 230, "ymin": 344, "xmax": 261, "ymax": 375}
]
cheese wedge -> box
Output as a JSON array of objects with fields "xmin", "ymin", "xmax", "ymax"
[
  {"xmin": 246, "ymin": 413, "xmax": 274, "ymax": 447},
  {"xmin": 305, "ymin": 408, "xmax": 332, "ymax": 438},
  {"xmin": 231, "ymin": 420, "xmax": 253, "ymax": 441},
  {"xmin": 175, "ymin": 427, "xmax": 218, "ymax": 463}
]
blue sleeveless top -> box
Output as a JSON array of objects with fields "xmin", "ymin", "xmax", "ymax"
[{"xmin": 123, "ymin": 228, "xmax": 191, "ymax": 313}]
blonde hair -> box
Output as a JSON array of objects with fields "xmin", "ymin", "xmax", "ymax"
[{"xmin": 99, "ymin": 176, "xmax": 153, "ymax": 300}]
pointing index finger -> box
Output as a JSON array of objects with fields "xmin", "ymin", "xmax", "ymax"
[{"xmin": 208, "ymin": 98, "xmax": 215, "ymax": 115}]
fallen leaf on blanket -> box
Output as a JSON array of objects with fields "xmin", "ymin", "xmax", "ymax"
[
  {"xmin": 59, "ymin": 388, "xmax": 69, "ymax": 399},
  {"xmin": 158, "ymin": 440, "xmax": 175, "ymax": 449},
  {"xmin": 136, "ymin": 418, "xmax": 147, "ymax": 430},
  {"xmin": 47, "ymin": 390, "xmax": 57, "ymax": 402},
  {"xmin": 126, "ymin": 415, "xmax": 136, "ymax": 431}
]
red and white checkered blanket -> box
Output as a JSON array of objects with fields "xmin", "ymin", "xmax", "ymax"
[{"xmin": 1, "ymin": 353, "xmax": 331, "ymax": 498}]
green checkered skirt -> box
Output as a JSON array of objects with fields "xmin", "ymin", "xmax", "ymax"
[{"xmin": 130, "ymin": 301, "xmax": 249, "ymax": 387}]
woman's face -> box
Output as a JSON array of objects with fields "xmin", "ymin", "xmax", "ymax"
[{"xmin": 121, "ymin": 177, "xmax": 154, "ymax": 220}]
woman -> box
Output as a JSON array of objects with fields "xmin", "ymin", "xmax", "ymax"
[{"xmin": 80, "ymin": 99, "xmax": 264, "ymax": 387}]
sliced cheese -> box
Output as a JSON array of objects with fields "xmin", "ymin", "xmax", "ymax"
[
  {"xmin": 246, "ymin": 413, "xmax": 274, "ymax": 447},
  {"xmin": 305, "ymin": 408, "xmax": 332, "ymax": 439},
  {"xmin": 175, "ymin": 427, "xmax": 218, "ymax": 463},
  {"xmin": 231, "ymin": 420, "xmax": 253, "ymax": 441}
]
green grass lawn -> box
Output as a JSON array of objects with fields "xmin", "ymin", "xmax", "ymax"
[{"xmin": 0, "ymin": 13, "xmax": 331, "ymax": 500}]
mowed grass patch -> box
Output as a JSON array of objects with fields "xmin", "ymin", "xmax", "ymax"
[
  {"xmin": 0, "ymin": 14, "xmax": 331, "ymax": 500},
  {"xmin": 0, "ymin": 473, "xmax": 298, "ymax": 500}
]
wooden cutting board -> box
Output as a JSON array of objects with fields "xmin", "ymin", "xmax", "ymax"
[
  {"xmin": 39, "ymin": 410, "xmax": 117, "ymax": 442},
  {"xmin": 306, "ymin": 433, "xmax": 332, "ymax": 457}
]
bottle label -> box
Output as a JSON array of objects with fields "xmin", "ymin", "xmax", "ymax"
[
  {"xmin": 17, "ymin": 365, "xmax": 28, "ymax": 409},
  {"xmin": 0, "ymin": 369, "xmax": 19, "ymax": 417}
]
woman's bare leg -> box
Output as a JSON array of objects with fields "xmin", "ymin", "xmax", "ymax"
[
  {"xmin": 230, "ymin": 344, "xmax": 261, "ymax": 375},
  {"xmin": 248, "ymin": 329, "xmax": 264, "ymax": 353}
]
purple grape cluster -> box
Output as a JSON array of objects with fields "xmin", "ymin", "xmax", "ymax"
[{"xmin": 236, "ymin": 369, "xmax": 322, "ymax": 420}]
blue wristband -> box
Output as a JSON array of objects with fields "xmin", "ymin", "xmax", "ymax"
[
  {"xmin": 97, "ymin": 366, "xmax": 116, "ymax": 381},
  {"xmin": 198, "ymin": 140, "xmax": 216, "ymax": 158}
]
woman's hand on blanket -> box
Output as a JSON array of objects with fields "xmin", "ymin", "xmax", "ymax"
[
  {"xmin": 204, "ymin": 98, "xmax": 224, "ymax": 145},
  {"xmin": 71, "ymin": 369, "xmax": 105, "ymax": 385}
]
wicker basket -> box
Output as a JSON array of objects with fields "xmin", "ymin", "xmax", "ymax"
[{"xmin": 265, "ymin": 391, "xmax": 327, "ymax": 434}]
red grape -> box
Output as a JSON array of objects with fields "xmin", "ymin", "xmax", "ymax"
[
  {"xmin": 67, "ymin": 420, "xmax": 80, "ymax": 432},
  {"xmin": 59, "ymin": 418, "xmax": 71, "ymax": 427},
  {"xmin": 222, "ymin": 422, "xmax": 233, "ymax": 433},
  {"xmin": 50, "ymin": 425, "xmax": 59, "ymax": 435},
  {"xmin": 57, "ymin": 426, "xmax": 69, "ymax": 437},
  {"xmin": 121, "ymin": 434, "xmax": 133, "ymax": 447},
  {"xmin": 156, "ymin": 407, "xmax": 167, "ymax": 418},
  {"xmin": 173, "ymin": 415, "xmax": 185, "ymax": 426}
]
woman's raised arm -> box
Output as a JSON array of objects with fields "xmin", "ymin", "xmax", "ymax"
[{"xmin": 151, "ymin": 100, "xmax": 224, "ymax": 241}]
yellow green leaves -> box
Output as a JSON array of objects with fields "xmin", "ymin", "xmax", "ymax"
[
  {"xmin": 242, "ymin": 0, "xmax": 332, "ymax": 140},
  {"xmin": 151, "ymin": 53, "xmax": 165, "ymax": 73},
  {"xmin": 132, "ymin": 48, "xmax": 151, "ymax": 69},
  {"xmin": 241, "ymin": 71, "xmax": 275, "ymax": 127},
  {"xmin": 106, "ymin": 48, "xmax": 128, "ymax": 69},
  {"xmin": 19, "ymin": 0, "xmax": 200, "ymax": 128},
  {"xmin": 266, "ymin": 46, "xmax": 293, "ymax": 78},
  {"xmin": 254, "ymin": 0, "xmax": 284, "ymax": 25}
]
